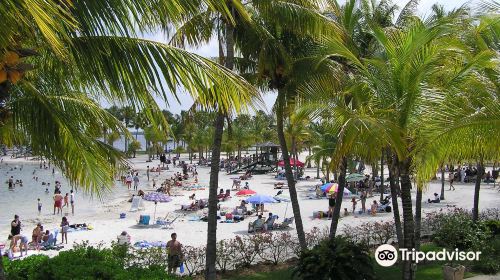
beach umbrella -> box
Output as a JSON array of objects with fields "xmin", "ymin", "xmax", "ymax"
[
  {"xmin": 236, "ymin": 189, "xmax": 256, "ymax": 196},
  {"xmin": 245, "ymin": 194, "xmax": 277, "ymax": 204},
  {"xmin": 144, "ymin": 192, "xmax": 172, "ymax": 220},
  {"xmin": 345, "ymin": 173, "xmax": 365, "ymax": 182},
  {"xmin": 277, "ymin": 159, "xmax": 304, "ymax": 167},
  {"xmin": 327, "ymin": 186, "xmax": 352, "ymax": 196},
  {"xmin": 320, "ymin": 183, "xmax": 336, "ymax": 192}
]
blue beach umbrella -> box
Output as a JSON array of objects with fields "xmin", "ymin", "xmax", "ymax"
[{"xmin": 245, "ymin": 194, "xmax": 277, "ymax": 204}]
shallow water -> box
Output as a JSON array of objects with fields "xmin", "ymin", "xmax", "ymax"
[{"xmin": 0, "ymin": 159, "xmax": 127, "ymax": 233}]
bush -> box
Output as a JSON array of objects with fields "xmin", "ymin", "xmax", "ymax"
[
  {"xmin": 471, "ymin": 236, "xmax": 500, "ymax": 274},
  {"xmin": 294, "ymin": 236, "xmax": 375, "ymax": 280},
  {"xmin": 3, "ymin": 255, "xmax": 49, "ymax": 280},
  {"xmin": 483, "ymin": 220, "xmax": 500, "ymax": 236},
  {"xmin": 430, "ymin": 209, "xmax": 491, "ymax": 250},
  {"xmin": 3, "ymin": 243, "xmax": 178, "ymax": 280}
]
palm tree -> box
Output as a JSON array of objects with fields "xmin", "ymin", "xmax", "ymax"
[
  {"xmin": 284, "ymin": 108, "xmax": 311, "ymax": 179},
  {"xmin": 315, "ymin": 4, "xmax": 499, "ymax": 278},
  {"xmin": 0, "ymin": 1, "xmax": 258, "ymax": 277},
  {"xmin": 171, "ymin": 2, "xmax": 260, "ymax": 278}
]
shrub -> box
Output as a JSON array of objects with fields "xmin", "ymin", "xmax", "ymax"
[
  {"xmin": 294, "ymin": 236, "xmax": 375, "ymax": 280},
  {"xmin": 3, "ymin": 255, "xmax": 49, "ymax": 280},
  {"xmin": 216, "ymin": 239, "xmax": 235, "ymax": 272},
  {"xmin": 258, "ymin": 232, "xmax": 293, "ymax": 265},
  {"xmin": 431, "ymin": 209, "xmax": 491, "ymax": 250},
  {"xmin": 3, "ymin": 243, "xmax": 178, "ymax": 280},
  {"xmin": 483, "ymin": 220, "xmax": 500, "ymax": 236},
  {"xmin": 471, "ymin": 236, "xmax": 500, "ymax": 274},
  {"xmin": 183, "ymin": 245, "xmax": 206, "ymax": 276}
]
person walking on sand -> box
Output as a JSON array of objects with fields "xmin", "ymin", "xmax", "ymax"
[
  {"xmin": 146, "ymin": 166, "xmax": 150, "ymax": 181},
  {"xmin": 125, "ymin": 173, "xmax": 132, "ymax": 189},
  {"xmin": 53, "ymin": 191, "xmax": 63, "ymax": 215},
  {"xmin": 37, "ymin": 198, "xmax": 42, "ymax": 215},
  {"xmin": 63, "ymin": 193, "xmax": 69, "ymax": 209},
  {"xmin": 449, "ymin": 175, "xmax": 455, "ymax": 191},
  {"xmin": 70, "ymin": 190, "xmax": 75, "ymax": 214},
  {"xmin": 360, "ymin": 190, "xmax": 367, "ymax": 213},
  {"xmin": 133, "ymin": 173, "xmax": 139, "ymax": 191},
  {"xmin": 166, "ymin": 233, "xmax": 183, "ymax": 274},
  {"xmin": 61, "ymin": 217, "xmax": 69, "ymax": 244},
  {"xmin": 327, "ymin": 192, "xmax": 336, "ymax": 219},
  {"xmin": 351, "ymin": 197, "xmax": 357, "ymax": 216}
]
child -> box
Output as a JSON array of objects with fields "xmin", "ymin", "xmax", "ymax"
[
  {"xmin": 351, "ymin": 197, "xmax": 357, "ymax": 215},
  {"xmin": 63, "ymin": 193, "xmax": 69, "ymax": 209},
  {"xmin": 61, "ymin": 217, "xmax": 69, "ymax": 244},
  {"xmin": 344, "ymin": 208, "xmax": 349, "ymax": 216},
  {"xmin": 37, "ymin": 198, "xmax": 42, "ymax": 214}
]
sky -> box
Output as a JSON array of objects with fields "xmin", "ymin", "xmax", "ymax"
[{"xmin": 143, "ymin": 0, "xmax": 471, "ymax": 114}]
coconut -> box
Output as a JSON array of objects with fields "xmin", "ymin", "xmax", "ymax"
[
  {"xmin": 0, "ymin": 70, "xmax": 7, "ymax": 83},
  {"xmin": 8, "ymin": 70, "xmax": 22, "ymax": 84},
  {"xmin": 4, "ymin": 51, "xmax": 20, "ymax": 66}
]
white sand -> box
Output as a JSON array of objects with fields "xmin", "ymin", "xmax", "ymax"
[{"xmin": 1, "ymin": 154, "xmax": 499, "ymax": 258}]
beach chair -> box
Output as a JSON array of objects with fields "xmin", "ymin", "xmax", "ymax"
[
  {"xmin": 276, "ymin": 217, "xmax": 294, "ymax": 229},
  {"xmin": 248, "ymin": 218, "xmax": 265, "ymax": 233},
  {"xmin": 161, "ymin": 217, "xmax": 178, "ymax": 229},
  {"xmin": 265, "ymin": 215, "xmax": 278, "ymax": 230},
  {"xmin": 130, "ymin": 196, "xmax": 145, "ymax": 212}
]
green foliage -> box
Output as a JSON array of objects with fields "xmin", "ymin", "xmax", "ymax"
[
  {"xmin": 472, "ymin": 236, "xmax": 500, "ymax": 274},
  {"xmin": 127, "ymin": 140, "xmax": 142, "ymax": 157},
  {"xmin": 3, "ymin": 244, "xmax": 178, "ymax": 280},
  {"xmin": 432, "ymin": 210, "xmax": 492, "ymax": 250},
  {"xmin": 484, "ymin": 220, "xmax": 500, "ymax": 235},
  {"xmin": 294, "ymin": 236, "xmax": 375, "ymax": 280},
  {"xmin": 3, "ymin": 255, "xmax": 49, "ymax": 280}
]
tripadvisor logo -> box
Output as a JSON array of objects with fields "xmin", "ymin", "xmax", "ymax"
[{"xmin": 375, "ymin": 244, "xmax": 481, "ymax": 267}]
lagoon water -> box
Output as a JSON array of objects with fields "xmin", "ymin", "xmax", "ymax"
[{"xmin": 0, "ymin": 159, "xmax": 126, "ymax": 233}]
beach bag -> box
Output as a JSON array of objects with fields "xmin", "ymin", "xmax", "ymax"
[
  {"xmin": 385, "ymin": 206, "xmax": 392, "ymax": 212},
  {"xmin": 179, "ymin": 262, "xmax": 185, "ymax": 273},
  {"xmin": 225, "ymin": 213, "xmax": 233, "ymax": 220}
]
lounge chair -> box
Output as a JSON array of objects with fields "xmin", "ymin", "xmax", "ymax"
[
  {"xmin": 161, "ymin": 217, "xmax": 178, "ymax": 229},
  {"xmin": 276, "ymin": 217, "xmax": 294, "ymax": 229},
  {"xmin": 248, "ymin": 218, "xmax": 265, "ymax": 233}
]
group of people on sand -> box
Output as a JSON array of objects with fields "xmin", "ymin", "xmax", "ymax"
[{"xmin": 6, "ymin": 214, "xmax": 71, "ymax": 258}]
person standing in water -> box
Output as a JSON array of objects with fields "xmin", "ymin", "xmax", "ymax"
[
  {"xmin": 37, "ymin": 198, "xmax": 42, "ymax": 215},
  {"xmin": 70, "ymin": 190, "xmax": 75, "ymax": 215}
]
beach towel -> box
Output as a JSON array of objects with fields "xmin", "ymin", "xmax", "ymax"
[
  {"xmin": 133, "ymin": 240, "xmax": 167, "ymax": 248},
  {"xmin": 130, "ymin": 196, "xmax": 145, "ymax": 212}
]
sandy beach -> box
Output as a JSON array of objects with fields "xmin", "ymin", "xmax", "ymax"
[{"xmin": 2, "ymin": 154, "xmax": 500, "ymax": 257}]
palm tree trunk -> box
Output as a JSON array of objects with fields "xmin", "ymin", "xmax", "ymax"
[
  {"xmin": 387, "ymin": 151, "xmax": 403, "ymax": 248},
  {"xmin": 206, "ymin": 13, "xmax": 235, "ymax": 279},
  {"xmin": 380, "ymin": 151, "xmax": 384, "ymax": 201},
  {"xmin": 473, "ymin": 161, "xmax": 484, "ymax": 222},
  {"xmin": 415, "ymin": 187, "xmax": 422, "ymax": 250},
  {"xmin": 205, "ymin": 113, "xmax": 224, "ymax": 280},
  {"xmin": 330, "ymin": 157, "xmax": 347, "ymax": 238},
  {"xmin": 316, "ymin": 161, "xmax": 320, "ymax": 179},
  {"xmin": 276, "ymin": 89, "xmax": 307, "ymax": 250},
  {"xmin": 307, "ymin": 146, "xmax": 312, "ymax": 168},
  {"xmin": 398, "ymin": 157, "xmax": 416, "ymax": 280},
  {"xmin": 440, "ymin": 165, "xmax": 445, "ymax": 200}
]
